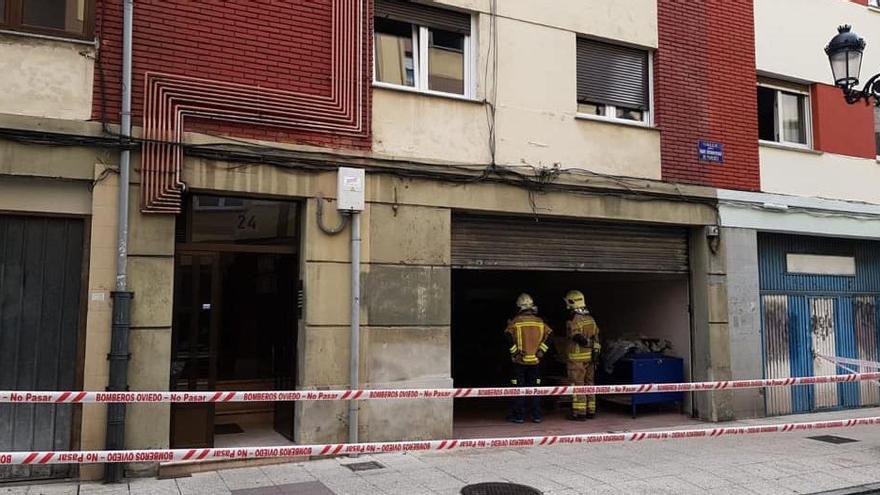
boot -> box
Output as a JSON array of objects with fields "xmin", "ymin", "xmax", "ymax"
[{"xmin": 567, "ymin": 413, "xmax": 587, "ymax": 421}]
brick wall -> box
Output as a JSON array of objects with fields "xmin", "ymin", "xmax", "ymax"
[
  {"xmin": 94, "ymin": 0, "xmax": 371, "ymax": 150},
  {"xmin": 655, "ymin": 0, "xmax": 760, "ymax": 191}
]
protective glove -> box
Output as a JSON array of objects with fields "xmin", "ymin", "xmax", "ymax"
[{"xmin": 573, "ymin": 334, "xmax": 591, "ymax": 346}]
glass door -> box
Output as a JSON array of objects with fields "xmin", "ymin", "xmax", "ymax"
[{"xmin": 170, "ymin": 252, "xmax": 221, "ymax": 448}]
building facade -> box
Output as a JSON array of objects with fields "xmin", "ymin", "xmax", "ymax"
[{"xmin": 0, "ymin": 0, "xmax": 877, "ymax": 483}]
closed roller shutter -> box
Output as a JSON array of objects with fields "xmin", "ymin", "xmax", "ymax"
[{"xmin": 452, "ymin": 215, "xmax": 689, "ymax": 273}]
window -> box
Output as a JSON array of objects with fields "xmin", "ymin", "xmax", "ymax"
[
  {"xmin": 874, "ymin": 106, "xmax": 880, "ymax": 157},
  {"xmin": 374, "ymin": 0, "xmax": 472, "ymax": 97},
  {"xmin": 0, "ymin": 0, "xmax": 93, "ymax": 38},
  {"xmin": 576, "ymin": 38, "xmax": 651, "ymax": 125},
  {"xmin": 757, "ymin": 83, "xmax": 811, "ymax": 147}
]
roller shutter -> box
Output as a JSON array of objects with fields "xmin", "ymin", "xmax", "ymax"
[
  {"xmin": 375, "ymin": 0, "xmax": 471, "ymax": 35},
  {"xmin": 451, "ymin": 215, "xmax": 689, "ymax": 273}
]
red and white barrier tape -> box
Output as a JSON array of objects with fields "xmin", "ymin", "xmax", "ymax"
[
  {"xmin": 817, "ymin": 354, "xmax": 880, "ymax": 370},
  {"xmin": 2, "ymin": 372, "xmax": 879, "ymax": 404},
  {"xmin": 817, "ymin": 355, "xmax": 880, "ymax": 386},
  {"xmin": 2, "ymin": 416, "xmax": 879, "ymax": 465}
]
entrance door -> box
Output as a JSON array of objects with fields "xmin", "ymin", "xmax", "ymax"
[
  {"xmin": 0, "ymin": 215, "xmax": 84, "ymax": 481},
  {"xmin": 170, "ymin": 253, "xmax": 220, "ymax": 448}
]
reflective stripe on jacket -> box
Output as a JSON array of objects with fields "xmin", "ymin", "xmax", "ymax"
[
  {"xmin": 505, "ymin": 313, "xmax": 552, "ymax": 366},
  {"xmin": 567, "ymin": 313, "xmax": 599, "ymax": 363}
]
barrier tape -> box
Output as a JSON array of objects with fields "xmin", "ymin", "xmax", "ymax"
[
  {"xmin": 817, "ymin": 355, "xmax": 880, "ymax": 386},
  {"xmin": 817, "ymin": 354, "xmax": 880, "ymax": 370},
  {"xmin": 1, "ymin": 416, "xmax": 879, "ymax": 465},
  {"xmin": 2, "ymin": 372, "xmax": 880, "ymax": 404}
]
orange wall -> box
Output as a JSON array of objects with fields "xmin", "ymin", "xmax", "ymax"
[{"xmin": 811, "ymin": 83, "xmax": 876, "ymax": 159}]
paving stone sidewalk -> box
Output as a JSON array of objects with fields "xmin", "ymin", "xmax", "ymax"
[{"xmin": 4, "ymin": 407, "xmax": 880, "ymax": 495}]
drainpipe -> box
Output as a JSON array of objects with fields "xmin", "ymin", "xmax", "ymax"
[
  {"xmin": 349, "ymin": 211, "xmax": 361, "ymax": 445},
  {"xmin": 105, "ymin": 0, "xmax": 134, "ymax": 483}
]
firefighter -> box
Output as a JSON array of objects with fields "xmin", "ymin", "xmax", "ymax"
[
  {"xmin": 564, "ymin": 290, "xmax": 600, "ymax": 420},
  {"xmin": 504, "ymin": 293, "xmax": 552, "ymax": 424}
]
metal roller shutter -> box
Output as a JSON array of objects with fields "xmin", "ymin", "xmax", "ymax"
[
  {"xmin": 451, "ymin": 215, "xmax": 689, "ymax": 273},
  {"xmin": 577, "ymin": 38, "xmax": 649, "ymax": 110},
  {"xmin": 375, "ymin": 0, "xmax": 471, "ymax": 35}
]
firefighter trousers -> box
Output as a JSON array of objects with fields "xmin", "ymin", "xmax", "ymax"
[
  {"xmin": 567, "ymin": 361, "xmax": 595, "ymax": 416},
  {"xmin": 510, "ymin": 363, "xmax": 542, "ymax": 420}
]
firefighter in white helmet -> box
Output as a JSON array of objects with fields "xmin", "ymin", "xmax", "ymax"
[
  {"xmin": 504, "ymin": 293, "xmax": 552, "ymax": 424},
  {"xmin": 564, "ymin": 290, "xmax": 600, "ymax": 420}
]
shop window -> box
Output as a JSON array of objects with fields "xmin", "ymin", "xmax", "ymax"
[
  {"xmin": 577, "ymin": 38, "xmax": 652, "ymax": 125},
  {"xmin": 1, "ymin": 0, "xmax": 94, "ymax": 39},
  {"xmin": 757, "ymin": 82, "xmax": 811, "ymax": 147},
  {"xmin": 374, "ymin": 0, "xmax": 473, "ymax": 98}
]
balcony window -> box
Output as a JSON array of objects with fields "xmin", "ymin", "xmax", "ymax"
[{"xmin": 1, "ymin": 0, "xmax": 93, "ymax": 39}]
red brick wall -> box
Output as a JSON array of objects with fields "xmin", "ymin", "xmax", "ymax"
[
  {"xmin": 655, "ymin": 0, "xmax": 760, "ymax": 191},
  {"xmin": 812, "ymin": 83, "xmax": 876, "ymax": 158},
  {"xmin": 94, "ymin": 0, "xmax": 371, "ymax": 150}
]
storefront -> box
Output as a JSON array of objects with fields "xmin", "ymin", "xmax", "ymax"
[
  {"xmin": 450, "ymin": 214, "xmax": 695, "ymax": 430},
  {"xmin": 759, "ymin": 233, "xmax": 880, "ymax": 415}
]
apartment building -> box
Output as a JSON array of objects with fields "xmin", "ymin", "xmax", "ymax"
[
  {"xmin": 719, "ymin": 0, "xmax": 880, "ymax": 420},
  {"xmin": 0, "ymin": 0, "xmax": 877, "ymax": 483}
]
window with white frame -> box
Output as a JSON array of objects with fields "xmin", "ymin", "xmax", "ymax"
[
  {"xmin": 576, "ymin": 38, "xmax": 651, "ymax": 124},
  {"xmin": 374, "ymin": 0, "xmax": 473, "ymax": 97},
  {"xmin": 757, "ymin": 82, "xmax": 811, "ymax": 147}
]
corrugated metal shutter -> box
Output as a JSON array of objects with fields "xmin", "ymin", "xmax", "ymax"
[
  {"xmin": 0, "ymin": 215, "xmax": 83, "ymax": 481},
  {"xmin": 375, "ymin": 0, "xmax": 471, "ymax": 35},
  {"xmin": 577, "ymin": 38, "xmax": 649, "ymax": 110},
  {"xmin": 451, "ymin": 215, "xmax": 688, "ymax": 273}
]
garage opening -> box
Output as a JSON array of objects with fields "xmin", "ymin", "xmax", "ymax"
[
  {"xmin": 451, "ymin": 215, "xmax": 695, "ymax": 438},
  {"xmin": 170, "ymin": 195, "xmax": 300, "ymax": 449}
]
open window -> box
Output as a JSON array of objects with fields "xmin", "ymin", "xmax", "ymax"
[
  {"xmin": 374, "ymin": 0, "xmax": 474, "ymax": 98},
  {"xmin": 757, "ymin": 81, "xmax": 812, "ymax": 148}
]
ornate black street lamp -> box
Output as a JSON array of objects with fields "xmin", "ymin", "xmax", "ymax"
[{"xmin": 825, "ymin": 25, "xmax": 876, "ymax": 105}]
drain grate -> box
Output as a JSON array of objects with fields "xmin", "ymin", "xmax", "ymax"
[
  {"xmin": 343, "ymin": 461, "xmax": 384, "ymax": 472},
  {"xmin": 808, "ymin": 435, "xmax": 859, "ymax": 445},
  {"xmin": 461, "ymin": 482, "xmax": 542, "ymax": 495}
]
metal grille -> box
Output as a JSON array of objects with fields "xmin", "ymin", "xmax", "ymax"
[
  {"xmin": 808, "ymin": 435, "xmax": 859, "ymax": 444},
  {"xmin": 376, "ymin": 0, "xmax": 471, "ymax": 34},
  {"xmin": 343, "ymin": 461, "xmax": 384, "ymax": 472},
  {"xmin": 577, "ymin": 38, "xmax": 649, "ymax": 110},
  {"xmin": 451, "ymin": 215, "xmax": 688, "ymax": 273},
  {"xmin": 461, "ymin": 482, "xmax": 542, "ymax": 495}
]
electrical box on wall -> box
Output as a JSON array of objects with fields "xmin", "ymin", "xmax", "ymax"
[{"xmin": 337, "ymin": 167, "xmax": 365, "ymax": 211}]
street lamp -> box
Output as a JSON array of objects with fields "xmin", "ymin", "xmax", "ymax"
[{"xmin": 825, "ymin": 25, "xmax": 876, "ymax": 105}]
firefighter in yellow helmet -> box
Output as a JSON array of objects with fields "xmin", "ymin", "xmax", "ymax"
[
  {"xmin": 504, "ymin": 293, "xmax": 552, "ymax": 424},
  {"xmin": 564, "ymin": 290, "xmax": 600, "ymax": 420}
]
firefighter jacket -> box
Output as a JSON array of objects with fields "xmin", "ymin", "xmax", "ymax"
[
  {"xmin": 505, "ymin": 313, "xmax": 552, "ymax": 366},
  {"xmin": 566, "ymin": 312, "xmax": 600, "ymax": 363}
]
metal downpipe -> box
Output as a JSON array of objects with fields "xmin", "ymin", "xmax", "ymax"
[
  {"xmin": 105, "ymin": 0, "xmax": 134, "ymax": 483},
  {"xmin": 349, "ymin": 212, "xmax": 361, "ymax": 445}
]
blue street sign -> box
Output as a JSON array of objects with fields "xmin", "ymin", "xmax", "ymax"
[{"xmin": 698, "ymin": 140, "xmax": 724, "ymax": 163}]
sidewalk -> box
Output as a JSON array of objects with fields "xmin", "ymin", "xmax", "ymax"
[{"xmin": 4, "ymin": 407, "xmax": 880, "ymax": 495}]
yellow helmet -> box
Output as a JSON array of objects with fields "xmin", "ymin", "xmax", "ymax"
[
  {"xmin": 565, "ymin": 290, "xmax": 586, "ymax": 310},
  {"xmin": 515, "ymin": 293, "xmax": 536, "ymax": 312}
]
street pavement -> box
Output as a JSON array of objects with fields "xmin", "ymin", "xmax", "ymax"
[{"xmin": 3, "ymin": 407, "xmax": 880, "ymax": 495}]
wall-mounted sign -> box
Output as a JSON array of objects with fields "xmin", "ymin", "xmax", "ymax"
[{"xmin": 698, "ymin": 140, "xmax": 724, "ymax": 163}]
